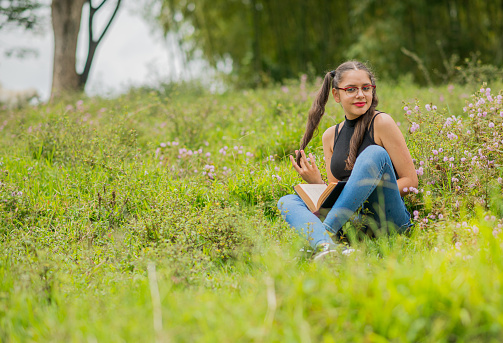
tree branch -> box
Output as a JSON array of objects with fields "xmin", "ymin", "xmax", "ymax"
[
  {"xmin": 79, "ymin": 0, "xmax": 122, "ymax": 87},
  {"xmin": 96, "ymin": 0, "xmax": 121, "ymax": 45}
]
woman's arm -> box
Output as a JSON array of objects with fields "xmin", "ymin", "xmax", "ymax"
[
  {"xmin": 322, "ymin": 126, "xmax": 340, "ymax": 184},
  {"xmin": 373, "ymin": 113, "xmax": 418, "ymax": 196}
]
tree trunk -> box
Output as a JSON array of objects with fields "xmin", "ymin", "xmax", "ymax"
[{"xmin": 51, "ymin": 0, "xmax": 86, "ymax": 98}]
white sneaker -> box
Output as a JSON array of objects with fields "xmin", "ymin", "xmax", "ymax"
[{"xmin": 312, "ymin": 243, "xmax": 340, "ymax": 262}]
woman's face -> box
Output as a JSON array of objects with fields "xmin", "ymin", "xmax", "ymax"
[{"xmin": 332, "ymin": 69, "xmax": 373, "ymax": 120}]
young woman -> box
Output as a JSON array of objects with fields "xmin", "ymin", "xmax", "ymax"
[{"xmin": 277, "ymin": 60, "xmax": 418, "ymax": 258}]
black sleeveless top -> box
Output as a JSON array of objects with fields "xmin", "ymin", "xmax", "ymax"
[{"xmin": 330, "ymin": 113, "xmax": 380, "ymax": 181}]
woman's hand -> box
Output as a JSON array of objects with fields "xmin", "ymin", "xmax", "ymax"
[{"xmin": 289, "ymin": 150, "xmax": 325, "ymax": 184}]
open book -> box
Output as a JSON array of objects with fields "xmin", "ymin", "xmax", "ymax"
[{"xmin": 294, "ymin": 181, "xmax": 347, "ymax": 213}]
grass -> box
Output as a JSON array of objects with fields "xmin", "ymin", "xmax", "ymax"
[{"xmin": 1, "ymin": 77, "xmax": 503, "ymax": 342}]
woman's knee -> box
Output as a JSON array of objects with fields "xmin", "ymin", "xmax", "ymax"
[
  {"xmin": 355, "ymin": 145, "xmax": 391, "ymax": 168},
  {"xmin": 361, "ymin": 145, "xmax": 389, "ymax": 160},
  {"xmin": 277, "ymin": 194, "xmax": 300, "ymax": 211}
]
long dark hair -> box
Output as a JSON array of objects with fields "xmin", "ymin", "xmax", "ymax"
[{"xmin": 296, "ymin": 61, "xmax": 378, "ymax": 170}]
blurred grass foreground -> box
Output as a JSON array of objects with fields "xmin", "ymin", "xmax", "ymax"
[{"xmin": 1, "ymin": 78, "xmax": 503, "ymax": 342}]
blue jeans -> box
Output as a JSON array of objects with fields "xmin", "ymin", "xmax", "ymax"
[{"xmin": 277, "ymin": 145, "xmax": 412, "ymax": 248}]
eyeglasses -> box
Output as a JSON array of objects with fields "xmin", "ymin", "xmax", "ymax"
[{"xmin": 335, "ymin": 85, "xmax": 376, "ymax": 95}]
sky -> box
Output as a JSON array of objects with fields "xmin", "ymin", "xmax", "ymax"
[{"xmin": 0, "ymin": 2, "xmax": 185, "ymax": 101}]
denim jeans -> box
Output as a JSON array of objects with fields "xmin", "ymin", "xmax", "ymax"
[{"xmin": 277, "ymin": 145, "xmax": 412, "ymax": 248}]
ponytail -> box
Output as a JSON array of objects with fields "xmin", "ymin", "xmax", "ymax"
[{"xmin": 296, "ymin": 71, "xmax": 333, "ymax": 164}]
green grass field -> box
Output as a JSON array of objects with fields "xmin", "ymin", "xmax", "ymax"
[{"xmin": 1, "ymin": 78, "xmax": 503, "ymax": 342}]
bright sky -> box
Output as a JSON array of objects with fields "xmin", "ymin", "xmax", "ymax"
[{"xmin": 0, "ymin": 2, "xmax": 184, "ymax": 101}]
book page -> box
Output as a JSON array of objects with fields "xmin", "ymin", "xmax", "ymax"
[{"xmin": 297, "ymin": 184, "xmax": 327, "ymax": 205}]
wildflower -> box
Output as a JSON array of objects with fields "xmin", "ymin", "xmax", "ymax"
[
  {"xmin": 443, "ymin": 157, "xmax": 448, "ymax": 162},
  {"xmin": 425, "ymin": 104, "xmax": 431, "ymax": 111},
  {"xmin": 432, "ymin": 105, "xmax": 437, "ymax": 110},
  {"xmin": 419, "ymin": 161, "xmax": 424, "ymax": 166},
  {"xmin": 205, "ymin": 152, "xmax": 211, "ymax": 157},
  {"xmin": 497, "ymin": 177, "xmax": 502, "ymax": 183},
  {"xmin": 416, "ymin": 167, "xmax": 424, "ymax": 176},
  {"xmin": 472, "ymin": 225, "xmax": 479, "ymax": 235},
  {"xmin": 414, "ymin": 105, "xmax": 420, "ymax": 111},
  {"xmin": 438, "ymin": 214, "xmax": 444, "ymax": 220},
  {"xmin": 403, "ymin": 187, "xmax": 408, "ymax": 193},
  {"xmin": 410, "ymin": 122, "xmax": 420, "ymax": 133},
  {"xmin": 406, "ymin": 110, "xmax": 412, "ymax": 115},
  {"xmin": 426, "ymin": 191, "xmax": 431, "ymax": 196},
  {"xmin": 439, "ymin": 148, "xmax": 443, "ymax": 153},
  {"xmin": 461, "ymin": 158, "xmax": 466, "ymax": 162},
  {"xmin": 449, "ymin": 157, "xmax": 454, "ymax": 162},
  {"xmin": 432, "ymin": 149, "xmax": 438, "ymax": 155},
  {"xmin": 451, "ymin": 177, "xmax": 459, "ymax": 182},
  {"xmin": 489, "ymin": 122, "xmax": 495, "ymax": 128},
  {"xmin": 404, "ymin": 106, "xmax": 409, "ymax": 111},
  {"xmin": 455, "ymin": 242, "xmax": 462, "ymax": 250}
]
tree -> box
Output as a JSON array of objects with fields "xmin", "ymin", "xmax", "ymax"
[
  {"xmin": 51, "ymin": 0, "xmax": 122, "ymax": 97},
  {"xmin": 1, "ymin": 0, "xmax": 122, "ymax": 97},
  {"xmin": 154, "ymin": 0, "xmax": 503, "ymax": 86}
]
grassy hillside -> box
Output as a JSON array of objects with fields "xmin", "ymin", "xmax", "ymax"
[{"xmin": 1, "ymin": 78, "xmax": 503, "ymax": 342}]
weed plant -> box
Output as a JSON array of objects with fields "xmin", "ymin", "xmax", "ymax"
[{"xmin": 1, "ymin": 77, "xmax": 503, "ymax": 342}]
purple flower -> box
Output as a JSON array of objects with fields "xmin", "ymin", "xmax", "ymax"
[
  {"xmin": 425, "ymin": 104, "xmax": 431, "ymax": 111},
  {"xmin": 410, "ymin": 122, "xmax": 420, "ymax": 133},
  {"xmin": 416, "ymin": 167, "xmax": 424, "ymax": 176},
  {"xmin": 489, "ymin": 122, "xmax": 495, "ymax": 128},
  {"xmin": 432, "ymin": 105, "xmax": 437, "ymax": 110},
  {"xmin": 432, "ymin": 150, "xmax": 438, "ymax": 155}
]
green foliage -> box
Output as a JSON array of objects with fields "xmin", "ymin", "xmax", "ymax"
[
  {"xmin": 1, "ymin": 79, "xmax": 503, "ymax": 341},
  {"xmin": 153, "ymin": 0, "xmax": 503, "ymax": 86}
]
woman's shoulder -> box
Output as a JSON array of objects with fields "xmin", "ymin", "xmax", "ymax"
[
  {"xmin": 373, "ymin": 111, "xmax": 403, "ymax": 145},
  {"xmin": 373, "ymin": 111, "xmax": 397, "ymax": 129},
  {"xmin": 322, "ymin": 122, "xmax": 344, "ymax": 140},
  {"xmin": 322, "ymin": 124, "xmax": 341, "ymax": 146}
]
